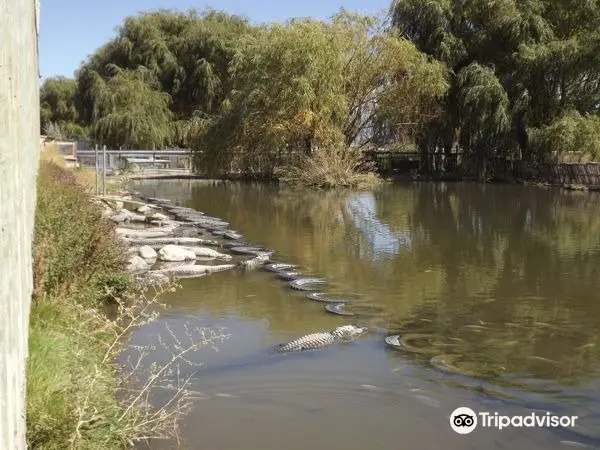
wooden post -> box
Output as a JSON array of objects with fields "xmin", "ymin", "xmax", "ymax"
[
  {"xmin": 0, "ymin": 1, "xmax": 41, "ymax": 448},
  {"xmin": 102, "ymin": 145, "xmax": 107, "ymax": 195},
  {"xmin": 95, "ymin": 144, "xmax": 99, "ymax": 195}
]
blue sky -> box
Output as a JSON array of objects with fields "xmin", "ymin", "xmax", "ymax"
[{"xmin": 39, "ymin": 0, "xmax": 391, "ymax": 80}]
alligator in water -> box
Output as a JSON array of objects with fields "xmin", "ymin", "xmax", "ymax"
[
  {"xmin": 273, "ymin": 325, "xmax": 368, "ymax": 353},
  {"xmin": 170, "ymin": 325, "xmax": 369, "ymax": 381}
]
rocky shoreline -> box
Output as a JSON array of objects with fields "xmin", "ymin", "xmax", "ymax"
[
  {"xmin": 94, "ymin": 193, "xmax": 273, "ymax": 285},
  {"xmin": 94, "ymin": 190, "xmax": 386, "ymax": 324}
]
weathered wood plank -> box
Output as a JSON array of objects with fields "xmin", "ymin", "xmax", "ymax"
[{"xmin": 0, "ymin": 1, "xmax": 40, "ymax": 448}]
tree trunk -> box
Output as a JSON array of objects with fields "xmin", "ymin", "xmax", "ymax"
[
  {"xmin": 0, "ymin": 1, "xmax": 41, "ymax": 448},
  {"xmin": 304, "ymin": 135, "xmax": 312, "ymax": 156}
]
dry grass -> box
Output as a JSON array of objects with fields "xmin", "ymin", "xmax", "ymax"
[
  {"xmin": 41, "ymin": 141, "xmax": 125, "ymax": 194},
  {"xmin": 278, "ymin": 145, "xmax": 382, "ymax": 189}
]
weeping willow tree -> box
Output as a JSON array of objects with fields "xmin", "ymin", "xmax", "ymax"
[
  {"xmin": 90, "ymin": 67, "xmax": 174, "ymax": 149},
  {"xmin": 390, "ymin": 0, "xmax": 600, "ymax": 175},
  {"xmin": 529, "ymin": 110, "xmax": 600, "ymax": 163},
  {"xmin": 72, "ymin": 8, "xmax": 252, "ymax": 148},
  {"xmin": 455, "ymin": 63, "xmax": 511, "ymax": 179},
  {"xmin": 194, "ymin": 17, "xmax": 349, "ymax": 176},
  {"xmin": 194, "ymin": 10, "xmax": 448, "ymax": 179}
]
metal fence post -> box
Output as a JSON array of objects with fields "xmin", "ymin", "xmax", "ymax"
[
  {"xmin": 94, "ymin": 144, "xmax": 99, "ymax": 195},
  {"xmin": 102, "ymin": 145, "xmax": 107, "ymax": 195}
]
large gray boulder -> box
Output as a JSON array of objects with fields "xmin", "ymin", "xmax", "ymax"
[
  {"xmin": 139, "ymin": 245, "xmax": 158, "ymax": 260},
  {"xmin": 158, "ymin": 244, "xmax": 197, "ymax": 262},
  {"xmin": 127, "ymin": 255, "xmax": 150, "ymax": 272}
]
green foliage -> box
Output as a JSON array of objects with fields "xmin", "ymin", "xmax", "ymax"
[
  {"xmin": 40, "ymin": 77, "xmax": 78, "ymax": 124},
  {"xmin": 38, "ymin": 3, "xmax": 600, "ymax": 176},
  {"xmin": 28, "ymin": 160, "xmax": 210, "ymax": 448},
  {"xmin": 389, "ymin": 0, "xmax": 466, "ymax": 67},
  {"xmin": 195, "ymin": 11, "xmax": 448, "ymax": 179},
  {"xmin": 195, "ymin": 18, "xmax": 349, "ymax": 175},
  {"xmin": 38, "ymin": 7, "xmax": 448, "ymax": 182},
  {"xmin": 40, "ymin": 77, "xmax": 88, "ymax": 140},
  {"xmin": 33, "ymin": 160, "xmax": 131, "ymax": 306},
  {"xmin": 90, "ymin": 68, "xmax": 175, "ymax": 148},
  {"xmin": 455, "ymin": 62, "xmax": 511, "ymax": 163},
  {"xmin": 73, "ymin": 9, "xmax": 252, "ymax": 148},
  {"xmin": 26, "ymin": 301, "xmax": 124, "ymax": 450},
  {"xmin": 529, "ymin": 111, "xmax": 600, "ymax": 162},
  {"xmin": 334, "ymin": 12, "xmax": 449, "ymax": 147},
  {"xmin": 390, "ymin": 0, "xmax": 600, "ymax": 173},
  {"xmin": 27, "ymin": 160, "xmax": 137, "ymax": 449}
]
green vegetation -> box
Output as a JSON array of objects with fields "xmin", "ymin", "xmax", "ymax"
[
  {"xmin": 28, "ymin": 157, "xmax": 223, "ymax": 448},
  {"xmin": 38, "ymin": 8, "xmax": 447, "ymax": 187},
  {"xmin": 33, "ymin": 161, "xmax": 129, "ymax": 305},
  {"xmin": 40, "ymin": 77, "xmax": 88, "ymax": 140},
  {"xmin": 195, "ymin": 13, "xmax": 447, "ymax": 179},
  {"xmin": 278, "ymin": 146, "xmax": 381, "ymax": 189},
  {"xmin": 390, "ymin": 0, "xmax": 600, "ymax": 174},
  {"xmin": 40, "ymin": 1, "xmax": 600, "ymax": 185},
  {"xmin": 28, "ymin": 159, "xmax": 129, "ymax": 448}
]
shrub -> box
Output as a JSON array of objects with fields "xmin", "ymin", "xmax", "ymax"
[
  {"xmin": 529, "ymin": 110, "xmax": 600, "ymax": 163},
  {"xmin": 278, "ymin": 145, "xmax": 381, "ymax": 189},
  {"xmin": 32, "ymin": 160, "xmax": 130, "ymax": 307}
]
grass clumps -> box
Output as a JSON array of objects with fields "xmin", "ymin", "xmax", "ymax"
[
  {"xmin": 27, "ymin": 158, "xmax": 229, "ymax": 448},
  {"xmin": 33, "ymin": 160, "xmax": 130, "ymax": 306},
  {"xmin": 278, "ymin": 146, "xmax": 382, "ymax": 189},
  {"xmin": 27, "ymin": 159, "xmax": 133, "ymax": 449},
  {"xmin": 26, "ymin": 299, "xmax": 125, "ymax": 449}
]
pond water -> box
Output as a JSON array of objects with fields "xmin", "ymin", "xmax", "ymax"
[{"xmin": 129, "ymin": 180, "xmax": 600, "ymax": 450}]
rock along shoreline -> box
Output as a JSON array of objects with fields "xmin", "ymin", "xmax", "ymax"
[{"xmin": 93, "ymin": 192, "xmax": 275, "ymax": 286}]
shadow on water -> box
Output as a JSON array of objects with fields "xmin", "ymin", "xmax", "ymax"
[{"xmin": 130, "ymin": 180, "xmax": 600, "ymax": 449}]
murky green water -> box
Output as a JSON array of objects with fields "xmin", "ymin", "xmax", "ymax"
[{"xmin": 129, "ymin": 180, "xmax": 600, "ymax": 450}]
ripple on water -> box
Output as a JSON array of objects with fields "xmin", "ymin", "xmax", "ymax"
[{"xmin": 183, "ymin": 372, "xmax": 434, "ymax": 416}]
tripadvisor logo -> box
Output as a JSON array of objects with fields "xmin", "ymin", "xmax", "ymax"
[{"xmin": 449, "ymin": 407, "xmax": 578, "ymax": 434}]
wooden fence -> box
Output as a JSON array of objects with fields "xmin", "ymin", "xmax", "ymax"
[
  {"xmin": 364, "ymin": 150, "xmax": 600, "ymax": 187},
  {"xmin": 536, "ymin": 163, "xmax": 600, "ymax": 186}
]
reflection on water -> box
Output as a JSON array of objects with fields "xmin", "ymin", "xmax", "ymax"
[
  {"xmin": 130, "ymin": 180, "xmax": 600, "ymax": 449},
  {"xmin": 345, "ymin": 192, "xmax": 408, "ymax": 258}
]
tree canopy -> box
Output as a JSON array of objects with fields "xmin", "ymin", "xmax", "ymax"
[
  {"xmin": 195, "ymin": 11, "xmax": 448, "ymax": 176},
  {"xmin": 39, "ymin": 2, "xmax": 600, "ymax": 180},
  {"xmin": 390, "ymin": 0, "xmax": 600, "ymax": 171},
  {"xmin": 72, "ymin": 9, "xmax": 253, "ymax": 149},
  {"xmin": 39, "ymin": 76, "xmax": 87, "ymax": 139}
]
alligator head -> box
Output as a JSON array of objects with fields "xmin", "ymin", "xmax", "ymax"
[{"xmin": 331, "ymin": 325, "xmax": 369, "ymax": 341}]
